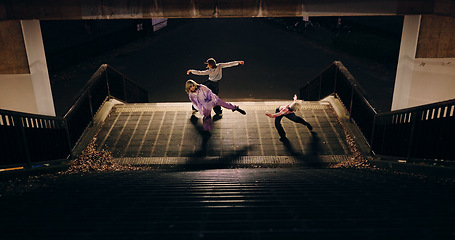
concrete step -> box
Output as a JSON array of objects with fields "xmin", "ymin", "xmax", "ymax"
[{"xmin": 1, "ymin": 168, "xmax": 454, "ymax": 239}]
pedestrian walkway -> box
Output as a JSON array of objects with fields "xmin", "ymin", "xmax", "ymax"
[{"xmin": 94, "ymin": 100, "xmax": 351, "ymax": 168}]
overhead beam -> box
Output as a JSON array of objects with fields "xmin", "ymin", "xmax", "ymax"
[{"xmin": 1, "ymin": 0, "xmax": 453, "ymax": 20}]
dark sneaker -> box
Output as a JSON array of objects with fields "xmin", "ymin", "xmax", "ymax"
[
  {"xmin": 307, "ymin": 123, "xmax": 313, "ymax": 131},
  {"xmin": 279, "ymin": 137, "xmax": 289, "ymax": 142},
  {"xmin": 233, "ymin": 107, "xmax": 246, "ymax": 115},
  {"xmin": 213, "ymin": 114, "xmax": 223, "ymax": 121},
  {"xmin": 190, "ymin": 115, "xmax": 198, "ymax": 124}
]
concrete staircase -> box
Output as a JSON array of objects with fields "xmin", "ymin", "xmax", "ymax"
[{"xmin": 3, "ymin": 99, "xmax": 455, "ymax": 240}]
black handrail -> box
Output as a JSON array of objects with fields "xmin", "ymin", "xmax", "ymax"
[
  {"xmin": 300, "ymin": 61, "xmax": 377, "ymax": 143},
  {"xmin": 0, "ymin": 64, "xmax": 148, "ymax": 168},
  {"xmin": 300, "ymin": 61, "xmax": 455, "ymax": 162},
  {"xmin": 64, "ymin": 64, "xmax": 148, "ymax": 149}
]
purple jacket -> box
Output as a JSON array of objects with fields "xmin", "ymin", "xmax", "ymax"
[{"xmin": 188, "ymin": 84, "xmax": 219, "ymax": 112}]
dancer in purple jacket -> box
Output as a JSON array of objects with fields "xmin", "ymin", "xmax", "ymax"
[
  {"xmin": 185, "ymin": 79, "xmax": 246, "ymax": 132},
  {"xmin": 266, "ymin": 95, "xmax": 313, "ymax": 142}
]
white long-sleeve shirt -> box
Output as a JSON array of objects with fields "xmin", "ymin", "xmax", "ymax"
[{"xmin": 188, "ymin": 61, "xmax": 242, "ymax": 82}]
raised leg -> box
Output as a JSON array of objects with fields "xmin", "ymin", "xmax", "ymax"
[{"xmin": 285, "ymin": 113, "xmax": 313, "ymax": 130}]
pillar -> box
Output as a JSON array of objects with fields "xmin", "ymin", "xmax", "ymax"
[{"xmin": 391, "ymin": 15, "xmax": 420, "ymax": 111}]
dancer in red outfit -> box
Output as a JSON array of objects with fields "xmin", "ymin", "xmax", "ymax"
[{"xmin": 266, "ymin": 95, "xmax": 313, "ymax": 142}]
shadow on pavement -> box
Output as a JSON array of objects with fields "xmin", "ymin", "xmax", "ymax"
[
  {"xmin": 183, "ymin": 115, "xmax": 325, "ymax": 170},
  {"xmin": 281, "ymin": 131, "xmax": 325, "ymax": 168},
  {"xmin": 173, "ymin": 115, "xmax": 254, "ymax": 171}
]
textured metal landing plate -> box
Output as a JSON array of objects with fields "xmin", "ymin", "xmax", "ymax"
[
  {"xmin": 114, "ymin": 102, "xmax": 330, "ymax": 112},
  {"xmin": 115, "ymin": 155, "xmax": 349, "ymax": 166},
  {"xmin": 96, "ymin": 101, "xmax": 351, "ymax": 161}
]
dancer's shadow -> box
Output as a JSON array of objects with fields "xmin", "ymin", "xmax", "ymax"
[
  {"xmin": 281, "ymin": 131, "xmax": 324, "ymax": 168},
  {"xmin": 189, "ymin": 115, "xmax": 211, "ymax": 157},
  {"xmin": 183, "ymin": 115, "xmax": 253, "ymax": 170}
]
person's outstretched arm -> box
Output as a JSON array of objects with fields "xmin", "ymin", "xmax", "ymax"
[
  {"xmin": 266, "ymin": 110, "xmax": 287, "ymax": 118},
  {"xmin": 266, "ymin": 106, "xmax": 291, "ymax": 118},
  {"xmin": 265, "ymin": 112, "xmax": 276, "ymax": 118},
  {"xmin": 218, "ymin": 61, "xmax": 245, "ymax": 69},
  {"xmin": 266, "ymin": 95, "xmax": 296, "ymax": 118},
  {"xmin": 187, "ymin": 69, "xmax": 210, "ymax": 75}
]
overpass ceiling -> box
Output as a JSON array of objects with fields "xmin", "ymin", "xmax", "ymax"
[{"xmin": 0, "ymin": 0, "xmax": 453, "ymax": 20}]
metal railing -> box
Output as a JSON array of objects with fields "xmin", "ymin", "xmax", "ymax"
[
  {"xmin": 0, "ymin": 64, "xmax": 148, "ymax": 168},
  {"xmin": 64, "ymin": 64, "xmax": 148, "ymax": 148},
  {"xmin": 372, "ymin": 99, "xmax": 455, "ymax": 161},
  {"xmin": 0, "ymin": 110, "xmax": 71, "ymax": 167},
  {"xmin": 300, "ymin": 61, "xmax": 377, "ymax": 143},
  {"xmin": 300, "ymin": 61, "xmax": 455, "ymax": 162}
]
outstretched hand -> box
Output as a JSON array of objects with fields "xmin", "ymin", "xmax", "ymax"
[
  {"xmin": 186, "ymin": 70, "xmax": 191, "ymax": 75},
  {"xmin": 239, "ymin": 61, "xmax": 245, "ymax": 65},
  {"xmin": 265, "ymin": 112, "xmax": 273, "ymax": 118}
]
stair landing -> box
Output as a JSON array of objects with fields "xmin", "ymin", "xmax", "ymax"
[{"xmin": 94, "ymin": 101, "xmax": 351, "ymax": 167}]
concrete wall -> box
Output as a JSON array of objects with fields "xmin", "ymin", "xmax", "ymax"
[
  {"xmin": 409, "ymin": 58, "xmax": 455, "ymax": 107},
  {"xmin": 0, "ymin": 74, "xmax": 38, "ymax": 113},
  {"xmin": 392, "ymin": 15, "xmax": 455, "ymax": 110},
  {"xmin": 0, "ymin": 20, "xmax": 37, "ymax": 113},
  {"xmin": 0, "ymin": 20, "xmax": 55, "ymax": 116},
  {"xmin": 0, "ymin": 20, "xmax": 29, "ymax": 74},
  {"xmin": 416, "ymin": 15, "xmax": 455, "ymax": 58}
]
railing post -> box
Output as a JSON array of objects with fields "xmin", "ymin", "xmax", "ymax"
[
  {"xmin": 15, "ymin": 116, "xmax": 32, "ymax": 168},
  {"xmin": 333, "ymin": 64, "xmax": 338, "ymax": 93},
  {"xmin": 318, "ymin": 75, "xmax": 322, "ymax": 100},
  {"xmin": 106, "ymin": 67, "xmax": 111, "ymax": 99},
  {"xmin": 88, "ymin": 91, "xmax": 94, "ymax": 121},
  {"xmin": 370, "ymin": 115, "xmax": 377, "ymax": 148},
  {"xmin": 406, "ymin": 112, "xmax": 418, "ymax": 163},
  {"xmin": 123, "ymin": 76, "xmax": 127, "ymax": 101},
  {"xmin": 63, "ymin": 119, "xmax": 74, "ymax": 160},
  {"xmin": 349, "ymin": 84, "xmax": 355, "ymax": 121},
  {"xmin": 306, "ymin": 81, "xmax": 310, "ymax": 100}
]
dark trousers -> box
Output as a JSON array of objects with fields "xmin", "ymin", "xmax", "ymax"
[
  {"xmin": 275, "ymin": 108, "xmax": 310, "ymax": 139},
  {"xmin": 192, "ymin": 80, "xmax": 222, "ymax": 115}
]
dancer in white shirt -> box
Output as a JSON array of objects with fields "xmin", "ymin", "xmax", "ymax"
[{"xmin": 187, "ymin": 58, "xmax": 244, "ymax": 118}]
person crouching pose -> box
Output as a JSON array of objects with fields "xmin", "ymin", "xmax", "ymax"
[
  {"xmin": 185, "ymin": 79, "xmax": 246, "ymax": 132},
  {"xmin": 266, "ymin": 94, "xmax": 313, "ymax": 142}
]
